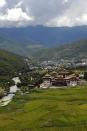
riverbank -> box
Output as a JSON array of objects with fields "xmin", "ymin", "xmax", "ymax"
[{"xmin": 0, "ymin": 77, "xmax": 21, "ymax": 107}]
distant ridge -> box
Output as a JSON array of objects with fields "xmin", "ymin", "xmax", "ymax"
[
  {"xmin": 0, "ymin": 26, "xmax": 87, "ymax": 59},
  {"xmin": 33, "ymin": 40, "xmax": 87, "ymax": 60},
  {"xmin": 0, "ymin": 25, "xmax": 87, "ymax": 46}
]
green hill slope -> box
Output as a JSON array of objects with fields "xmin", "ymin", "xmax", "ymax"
[
  {"xmin": 33, "ymin": 40, "xmax": 87, "ymax": 60},
  {"xmin": 0, "ymin": 34, "xmax": 87, "ymax": 61},
  {"xmin": 0, "ymin": 35, "xmax": 44, "ymax": 57},
  {"xmin": 0, "ymin": 50, "xmax": 25, "ymax": 75}
]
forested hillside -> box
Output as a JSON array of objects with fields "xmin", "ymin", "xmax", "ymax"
[
  {"xmin": 0, "ymin": 50, "xmax": 25, "ymax": 75},
  {"xmin": 33, "ymin": 40, "xmax": 87, "ymax": 60}
]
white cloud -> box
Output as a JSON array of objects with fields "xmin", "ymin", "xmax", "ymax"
[
  {"xmin": 47, "ymin": 16, "xmax": 72, "ymax": 27},
  {"xmin": 0, "ymin": 7, "xmax": 34, "ymax": 26},
  {"xmin": 0, "ymin": 0, "xmax": 6, "ymax": 7},
  {"xmin": 46, "ymin": 0, "xmax": 87, "ymax": 27},
  {"xmin": 0, "ymin": 0, "xmax": 87, "ymax": 27},
  {"xmin": 75, "ymin": 14, "xmax": 87, "ymax": 26},
  {"xmin": 63, "ymin": 0, "xmax": 69, "ymax": 4}
]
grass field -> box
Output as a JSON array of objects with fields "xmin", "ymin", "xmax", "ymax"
[{"xmin": 1, "ymin": 86, "xmax": 87, "ymax": 130}]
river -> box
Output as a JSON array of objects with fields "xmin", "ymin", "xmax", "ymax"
[{"xmin": 0, "ymin": 77, "xmax": 21, "ymax": 107}]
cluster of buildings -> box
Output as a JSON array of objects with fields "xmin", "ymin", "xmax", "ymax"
[
  {"xmin": 24, "ymin": 57, "xmax": 87, "ymax": 72},
  {"xmin": 24, "ymin": 58, "xmax": 86, "ymax": 89},
  {"xmin": 40, "ymin": 71, "xmax": 79, "ymax": 88}
]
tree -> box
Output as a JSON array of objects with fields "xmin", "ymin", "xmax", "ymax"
[
  {"xmin": 0, "ymin": 88, "xmax": 4, "ymax": 98},
  {"xmin": 84, "ymin": 72, "xmax": 87, "ymax": 80}
]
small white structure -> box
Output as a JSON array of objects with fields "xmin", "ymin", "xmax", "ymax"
[
  {"xmin": 67, "ymin": 81, "xmax": 78, "ymax": 87},
  {"xmin": 40, "ymin": 74, "xmax": 52, "ymax": 88},
  {"xmin": 40, "ymin": 81, "xmax": 51, "ymax": 88}
]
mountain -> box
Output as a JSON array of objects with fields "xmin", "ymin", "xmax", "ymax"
[
  {"xmin": 0, "ymin": 26, "xmax": 87, "ymax": 59},
  {"xmin": 0, "ymin": 36, "xmax": 87, "ymax": 62},
  {"xmin": 0, "ymin": 25, "xmax": 87, "ymax": 47},
  {"xmin": 33, "ymin": 40, "xmax": 87, "ymax": 61},
  {"xmin": 0, "ymin": 35, "xmax": 44, "ymax": 57},
  {"xmin": 0, "ymin": 50, "xmax": 25, "ymax": 75}
]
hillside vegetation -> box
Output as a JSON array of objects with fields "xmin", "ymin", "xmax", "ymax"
[
  {"xmin": 0, "ymin": 50, "xmax": 26, "ymax": 76},
  {"xmin": 0, "ymin": 50, "xmax": 25, "ymax": 96},
  {"xmin": 0, "ymin": 35, "xmax": 44, "ymax": 57},
  {"xmin": 0, "ymin": 34, "xmax": 87, "ymax": 61},
  {"xmin": 33, "ymin": 40, "xmax": 87, "ymax": 60},
  {"xmin": 0, "ymin": 26, "xmax": 87, "ymax": 58}
]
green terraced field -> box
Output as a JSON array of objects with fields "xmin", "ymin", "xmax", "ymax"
[{"xmin": 0, "ymin": 85, "xmax": 87, "ymax": 131}]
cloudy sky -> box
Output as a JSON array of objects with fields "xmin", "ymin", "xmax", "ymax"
[{"xmin": 0, "ymin": 0, "xmax": 87, "ymax": 27}]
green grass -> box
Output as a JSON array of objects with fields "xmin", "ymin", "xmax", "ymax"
[{"xmin": 1, "ymin": 86, "xmax": 87, "ymax": 130}]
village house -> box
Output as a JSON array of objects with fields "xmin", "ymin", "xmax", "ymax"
[
  {"xmin": 40, "ymin": 70, "xmax": 79, "ymax": 88},
  {"xmin": 40, "ymin": 74, "xmax": 52, "ymax": 88}
]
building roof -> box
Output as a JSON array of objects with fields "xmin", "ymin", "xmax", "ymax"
[
  {"xmin": 43, "ymin": 74, "xmax": 52, "ymax": 79},
  {"xmin": 64, "ymin": 74, "xmax": 77, "ymax": 80},
  {"xmin": 45, "ymin": 74, "xmax": 51, "ymax": 77},
  {"xmin": 58, "ymin": 71, "xmax": 70, "ymax": 75}
]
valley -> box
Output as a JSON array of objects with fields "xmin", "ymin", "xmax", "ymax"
[
  {"xmin": 0, "ymin": 26, "xmax": 87, "ymax": 131},
  {"xmin": 0, "ymin": 0, "xmax": 87, "ymax": 130}
]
